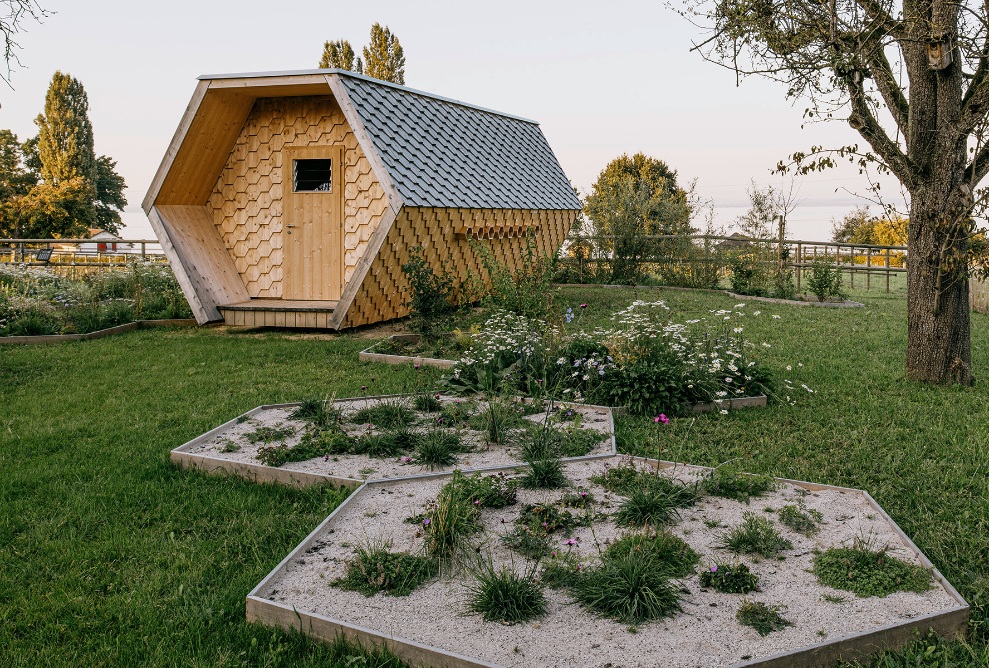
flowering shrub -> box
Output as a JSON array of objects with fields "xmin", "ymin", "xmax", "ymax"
[
  {"xmin": 0, "ymin": 260, "xmax": 191, "ymax": 336},
  {"xmin": 442, "ymin": 298, "xmax": 806, "ymax": 416}
]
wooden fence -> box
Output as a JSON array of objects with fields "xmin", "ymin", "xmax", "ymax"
[
  {"xmin": 0, "ymin": 238, "xmax": 166, "ymax": 278},
  {"xmin": 971, "ymin": 276, "xmax": 989, "ymax": 313},
  {"xmin": 561, "ymin": 234, "xmax": 907, "ymax": 292}
]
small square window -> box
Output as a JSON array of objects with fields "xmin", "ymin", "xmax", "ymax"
[{"xmin": 293, "ymin": 159, "xmax": 332, "ymax": 192}]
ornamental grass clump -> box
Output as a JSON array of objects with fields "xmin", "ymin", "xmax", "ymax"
[
  {"xmin": 244, "ymin": 425, "xmax": 296, "ymax": 444},
  {"xmin": 334, "ymin": 544, "xmax": 437, "ymax": 597},
  {"xmin": 699, "ymin": 563, "xmax": 760, "ymax": 594},
  {"xmin": 615, "ymin": 484, "xmax": 693, "ymax": 528},
  {"xmin": 423, "ymin": 477, "xmax": 483, "ymax": 559},
  {"xmin": 702, "ymin": 465, "xmax": 775, "ymax": 503},
  {"xmin": 604, "ymin": 532, "xmax": 699, "ymax": 578},
  {"xmin": 520, "ymin": 424, "xmax": 568, "ymax": 489},
  {"xmin": 777, "ymin": 503, "xmax": 823, "ymax": 536},
  {"xmin": 736, "ymin": 600, "xmax": 793, "ymax": 636},
  {"xmin": 717, "ymin": 512, "xmax": 793, "ymax": 559},
  {"xmin": 412, "ymin": 430, "xmax": 464, "ymax": 469},
  {"xmin": 466, "ymin": 558, "xmax": 547, "ymax": 624},
  {"xmin": 290, "ymin": 398, "xmax": 341, "ymax": 429},
  {"xmin": 468, "ymin": 398, "xmax": 525, "ymax": 444},
  {"xmin": 442, "ymin": 470, "xmax": 518, "ymax": 509},
  {"xmin": 413, "ymin": 393, "xmax": 443, "ymax": 413},
  {"xmin": 571, "ymin": 544, "xmax": 684, "ymax": 624},
  {"xmin": 812, "ymin": 539, "xmax": 931, "ymax": 597},
  {"xmin": 349, "ymin": 400, "xmax": 417, "ymax": 430},
  {"xmin": 592, "ymin": 460, "xmax": 700, "ymax": 506},
  {"xmin": 256, "ymin": 430, "xmax": 352, "ymax": 467}
]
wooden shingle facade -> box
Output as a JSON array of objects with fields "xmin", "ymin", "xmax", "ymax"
[{"xmin": 143, "ymin": 70, "xmax": 581, "ymax": 329}]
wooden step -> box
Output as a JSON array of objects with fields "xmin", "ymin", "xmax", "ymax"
[{"xmin": 219, "ymin": 299, "xmax": 337, "ymax": 329}]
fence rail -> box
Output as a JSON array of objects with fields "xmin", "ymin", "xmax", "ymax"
[
  {"xmin": 561, "ymin": 234, "xmax": 907, "ymax": 293},
  {"xmin": 0, "ymin": 238, "xmax": 167, "ymax": 278}
]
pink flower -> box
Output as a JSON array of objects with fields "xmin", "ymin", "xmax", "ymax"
[
  {"xmin": 654, "ymin": 414, "xmax": 670, "ymax": 424},
  {"xmin": 580, "ymin": 303, "xmax": 588, "ymax": 309},
  {"xmin": 423, "ymin": 518, "xmax": 431, "ymax": 526},
  {"xmin": 360, "ymin": 385, "xmax": 367, "ymax": 391},
  {"xmin": 710, "ymin": 565, "xmax": 717, "ymax": 572},
  {"xmin": 474, "ymin": 499, "xmax": 480, "ymax": 506}
]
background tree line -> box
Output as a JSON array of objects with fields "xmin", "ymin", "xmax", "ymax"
[
  {"xmin": 0, "ymin": 71, "xmax": 126, "ymax": 239},
  {"xmin": 319, "ymin": 23, "xmax": 405, "ymax": 84}
]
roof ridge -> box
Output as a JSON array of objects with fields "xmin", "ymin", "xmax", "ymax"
[{"xmin": 197, "ymin": 68, "xmax": 540, "ymax": 125}]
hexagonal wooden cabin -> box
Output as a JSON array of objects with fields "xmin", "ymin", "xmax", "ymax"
[{"xmin": 142, "ymin": 69, "xmax": 581, "ymax": 329}]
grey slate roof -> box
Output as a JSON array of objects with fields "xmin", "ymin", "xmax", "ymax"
[{"xmin": 337, "ymin": 74, "xmax": 581, "ymax": 211}]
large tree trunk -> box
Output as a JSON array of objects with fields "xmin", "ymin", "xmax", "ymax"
[
  {"xmin": 903, "ymin": 2, "xmax": 973, "ymax": 385},
  {"xmin": 906, "ymin": 196, "xmax": 973, "ymax": 384}
]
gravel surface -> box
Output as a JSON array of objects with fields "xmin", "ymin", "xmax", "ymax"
[
  {"xmin": 257, "ymin": 457, "xmax": 961, "ymax": 668},
  {"xmin": 181, "ymin": 396, "xmax": 614, "ymax": 482}
]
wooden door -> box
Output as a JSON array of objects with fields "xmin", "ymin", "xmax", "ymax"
[{"xmin": 282, "ymin": 145, "xmax": 344, "ymax": 300}]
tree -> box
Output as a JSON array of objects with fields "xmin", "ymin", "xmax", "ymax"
[
  {"xmin": 684, "ymin": 0, "xmax": 989, "ymax": 385},
  {"xmin": 0, "ymin": 130, "xmax": 37, "ymax": 236},
  {"xmin": 11, "ymin": 176, "xmax": 92, "ymax": 238},
  {"xmin": 585, "ymin": 153, "xmax": 696, "ymax": 283},
  {"xmin": 21, "ymin": 72, "xmax": 128, "ymax": 236},
  {"xmin": 319, "ymin": 39, "xmax": 363, "ymax": 73},
  {"xmin": 35, "ymin": 70, "xmax": 96, "ymax": 186},
  {"xmin": 0, "ymin": 130, "xmax": 36, "ymax": 200},
  {"xmin": 833, "ymin": 207, "xmax": 908, "ymax": 246},
  {"xmin": 93, "ymin": 155, "xmax": 126, "ymax": 235},
  {"xmin": 362, "ymin": 23, "xmax": 405, "ymax": 84}
]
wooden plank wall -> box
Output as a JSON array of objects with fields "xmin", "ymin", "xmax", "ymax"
[
  {"xmin": 971, "ymin": 275, "xmax": 989, "ymax": 314},
  {"xmin": 207, "ymin": 96, "xmax": 389, "ymax": 298},
  {"xmin": 341, "ymin": 207, "xmax": 577, "ymax": 328},
  {"xmin": 154, "ymin": 205, "xmax": 251, "ymax": 321}
]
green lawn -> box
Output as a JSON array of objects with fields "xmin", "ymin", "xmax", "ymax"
[{"xmin": 1, "ymin": 283, "xmax": 988, "ymax": 667}]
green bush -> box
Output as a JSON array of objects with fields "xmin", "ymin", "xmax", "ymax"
[
  {"xmin": 806, "ymin": 256, "xmax": 846, "ymax": 301},
  {"xmin": 604, "ymin": 532, "xmax": 699, "ymax": 578},
  {"xmin": 401, "ymin": 246, "xmax": 457, "ymax": 339},
  {"xmin": 812, "ymin": 541, "xmax": 931, "ymax": 597},
  {"xmin": 334, "ymin": 545, "xmax": 437, "ymax": 597},
  {"xmin": 699, "ymin": 563, "xmax": 760, "ymax": 593}
]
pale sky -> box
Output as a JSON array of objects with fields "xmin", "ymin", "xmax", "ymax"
[{"xmin": 0, "ymin": 0, "xmax": 904, "ymax": 241}]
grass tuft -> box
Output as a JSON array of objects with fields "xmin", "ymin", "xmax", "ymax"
[
  {"xmin": 736, "ymin": 599, "xmax": 793, "ymax": 636},
  {"xmin": 776, "ymin": 503, "xmax": 823, "ymax": 536},
  {"xmin": 412, "ymin": 430, "xmax": 464, "ymax": 469},
  {"xmin": 716, "ymin": 512, "xmax": 793, "ymax": 558},
  {"xmin": 334, "ymin": 545, "xmax": 437, "ymax": 597},
  {"xmin": 290, "ymin": 398, "xmax": 341, "ymax": 429},
  {"xmin": 702, "ymin": 465, "xmax": 775, "ymax": 503},
  {"xmin": 349, "ymin": 400, "xmax": 417, "ymax": 429},
  {"xmin": 604, "ymin": 532, "xmax": 699, "ymax": 578},
  {"xmin": 244, "ymin": 424, "xmax": 296, "ymax": 444},
  {"xmin": 571, "ymin": 546, "xmax": 684, "ymax": 624},
  {"xmin": 466, "ymin": 560, "xmax": 547, "ymax": 624}
]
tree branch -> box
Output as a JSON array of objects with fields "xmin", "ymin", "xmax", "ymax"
[
  {"xmin": 849, "ymin": 80, "xmax": 915, "ymax": 187},
  {"xmin": 863, "ymin": 38, "xmax": 910, "ymax": 136},
  {"xmin": 965, "ymin": 140, "xmax": 989, "ymax": 183}
]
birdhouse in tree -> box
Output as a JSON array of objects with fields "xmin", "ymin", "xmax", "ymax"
[{"xmin": 927, "ymin": 36, "xmax": 954, "ymax": 71}]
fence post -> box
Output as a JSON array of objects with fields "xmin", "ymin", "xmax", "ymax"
[
  {"xmin": 866, "ymin": 247, "xmax": 872, "ymax": 291},
  {"xmin": 795, "ymin": 242, "xmax": 802, "ymax": 292},
  {"xmin": 885, "ymin": 248, "xmax": 891, "ymax": 292}
]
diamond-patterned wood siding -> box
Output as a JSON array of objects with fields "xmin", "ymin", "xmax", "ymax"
[
  {"xmin": 207, "ymin": 96, "xmax": 389, "ymax": 298},
  {"xmin": 341, "ymin": 206, "xmax": 577, "ymax": 328}
]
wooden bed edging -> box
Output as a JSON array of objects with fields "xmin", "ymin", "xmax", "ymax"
[
  {"xmin": 169, "ymin": 396, "xmax": 617, "ymax": 488},
  {"xmin": 358, "ymin": 334, "xmax": 458, "ymax": 369},
  {"xmin": 0, "ymin": 318, "xmax": 198, "ymax": 345},
  {"xmin": 554, "ymin": 283, "xmax": 866, "ymax": 308},
  {"xmin": 610, "ymin": 394, "xmax": 768, "ymax": 416},
  {"xmin": 243, "ymin": 457, "xmax": 969, "ymax": 668}
]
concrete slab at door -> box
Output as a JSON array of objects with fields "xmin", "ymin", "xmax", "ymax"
[{"xmin": 283, "ymin": 145, "xmax": 344, "ymax": 300}]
